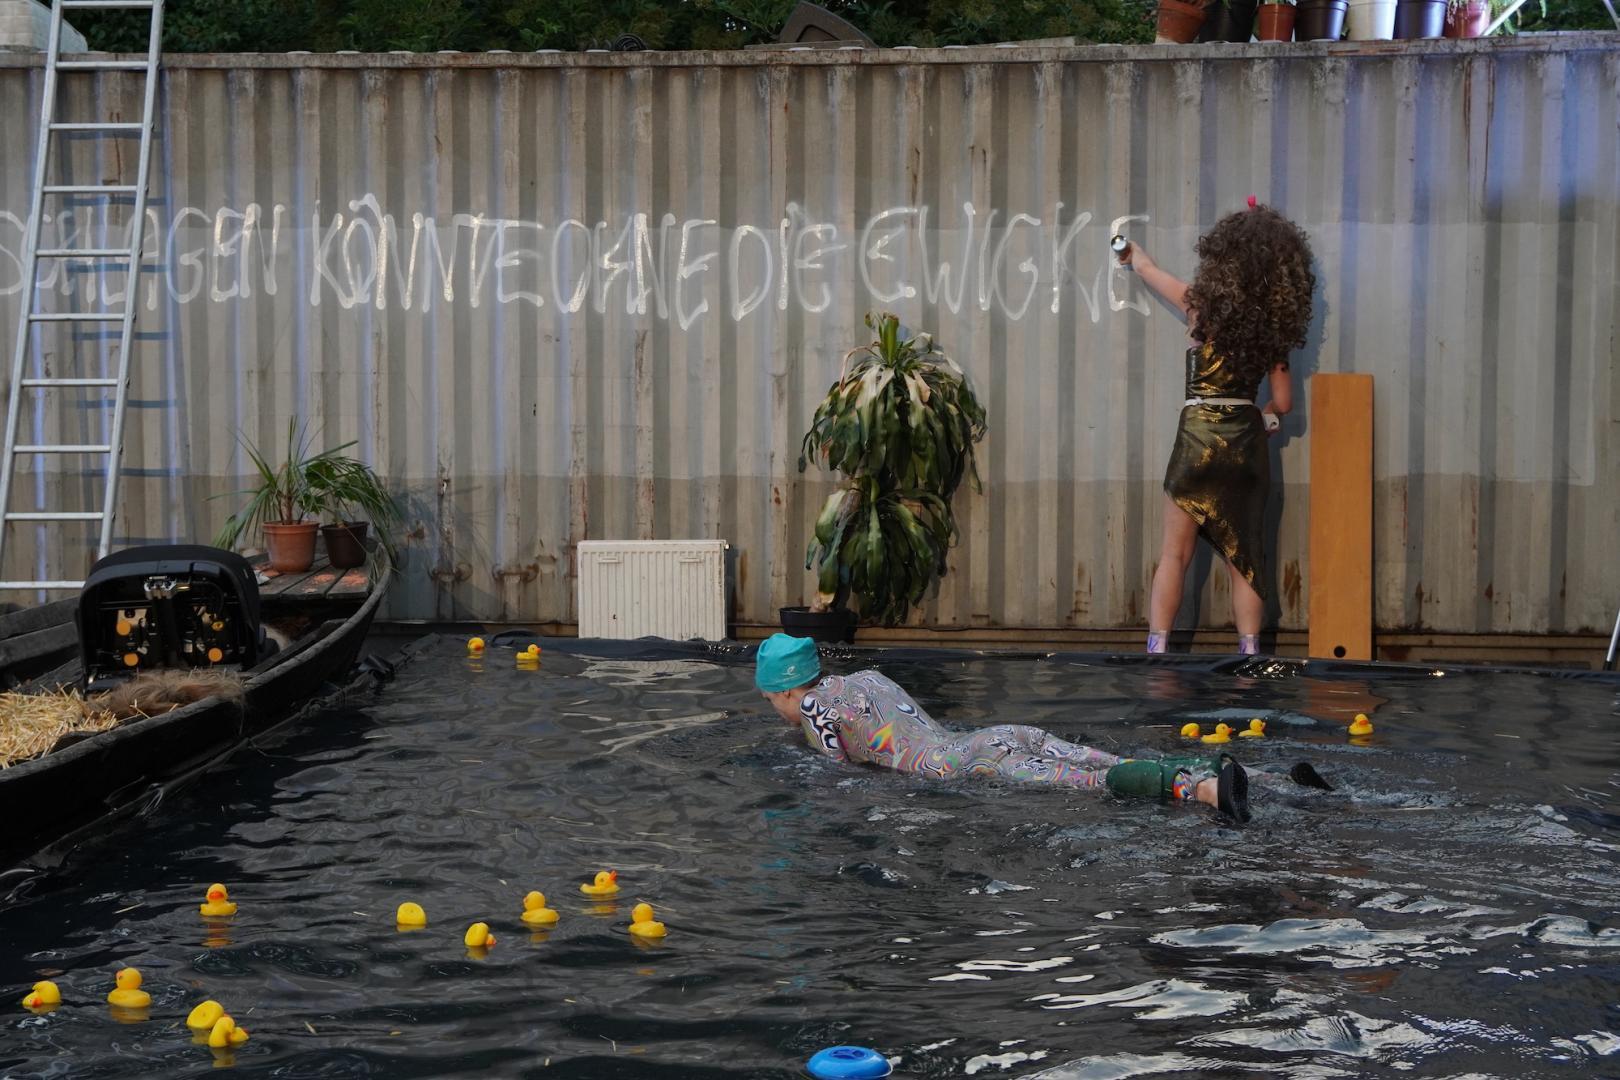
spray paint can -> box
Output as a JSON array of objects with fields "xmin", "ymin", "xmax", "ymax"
[{"xmin": 1110, "ymin": 234, "xmax": 1130, "ymax": 264}]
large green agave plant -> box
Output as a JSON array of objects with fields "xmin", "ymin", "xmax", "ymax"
[{"xmin": 798, "ymin": 312, "xmax": 989, "ymax": 626}]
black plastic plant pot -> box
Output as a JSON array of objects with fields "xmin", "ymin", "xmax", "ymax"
[
  {"xmin": 322, "ymin": 522, "xmax": 369, "ymax": 569},
  {"xmin": 1394, "ymin": 0, "xmax": 1445, "ymax": 37},
  {"xmin": 1197, "ymin": 0, "xmax": 1259, "ymax": 40},
  {"xmin": 1296, "ymin": 0, "xmax": 1348, "ymax": 38},
  {"xmin": 779, "ymin": 606, "xmax": 857, "ymax": 644}
]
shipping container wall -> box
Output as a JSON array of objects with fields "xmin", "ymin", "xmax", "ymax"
[{"xmin": 1, "ymin": 41, "xmax": 1616, "ymax": 632}]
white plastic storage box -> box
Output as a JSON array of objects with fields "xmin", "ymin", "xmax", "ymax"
[{"xmin": 576, "ymin": 540, "xmax": 729, "ymax": 641}]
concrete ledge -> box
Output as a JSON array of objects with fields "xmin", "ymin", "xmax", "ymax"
[
  {"xmin": 0, "ymin": 0, "xmax": 87, "ymax": 52},
  {"xmin": 0, "ymin": 32, "xmax": 1614, "ymax": 69}
]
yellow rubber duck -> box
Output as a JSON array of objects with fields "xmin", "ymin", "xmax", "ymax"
[
  {"xmin": 1238, "ymin": 719, "xmax": 1266, "ymax": 738},
  {"xmin": 516, "ymin": 644, "xmax": 541, "ymax": 667},
  {"xmin": 187, "ymin": 999, "xmax": 225, "ymax": 1029},
  {"xmin": 1201, "ymin": 723, "xmax": 1232, "ymax": 744},
  {"xmin": 106, "ymin": 968, "xmax": 151, "ymax": 1009},
  {"xmin": 1349, "ymin": 713, "xmax": 1374, "ymax": 736},
  {"xmin": 581, "ymin": 870, "xmax": 620, "ymax": 897},
  {"xmin": 1179, "ymin": 723, "xmax": 1201, "ymax": 738},
  {"xmin": 521, "ymin": 891, "xmax": 559, "ymax": 927},
  {"xmin": 628, "ymin": 902, "xmax": 667, "ymax": 939},
  {"xmin": 199, "ymin": 883, "xmax": 237, "ymax": 917},
  {"xmin": 21, "ymin": 981, "xmax": 61, "ymax": 1011},
  {"xmin": 208, "ymin": 1015, "xmax": 250, "ymax": 1047},
  {"xmin": 396, "ymin": 902, "xmax": 427, "ymax": 929},
  {"xmin": 464, "ymin": 922, "xmax": 497, "ymax": 948},
  {"xmin": 468, "ymin": 636, "xmax": 486, "ymax": 655}
]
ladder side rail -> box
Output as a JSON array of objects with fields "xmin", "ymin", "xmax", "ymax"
[
  {"xmin": 0, "ymin": 1, "xmax": 70, "ymax": 578},
  {"xmin": 98, "ymin": 1, "xmax": 164, "ymax": 558}
]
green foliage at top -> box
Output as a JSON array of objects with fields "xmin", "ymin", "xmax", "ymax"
[
  {"xmin": 799, "ymin": 313, "xmax": 988, "ymax": 626},
  {"xmin": 69, "ymin": 0, "xmax": 1161, "ymax": 53}
]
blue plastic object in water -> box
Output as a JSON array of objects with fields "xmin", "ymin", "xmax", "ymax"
[{"xmin": 807, "ymin": 1046, "xmax": 892, "ymax": 1079}]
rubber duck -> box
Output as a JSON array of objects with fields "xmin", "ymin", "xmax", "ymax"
[
  {"xmin": 1349, "ymin": 713, "xmax": 1374, "ymax": 736},
  {"xmin": 187, "ymin": 1000, "xmax": 225, "ymax": 1029},
  {"xmin": 208, "ymin": 1015, "xmax": 250, "ymax": 1047},
  {"xmin": 516, "ymin": 644, "xmax": 540, "ymax": 667},
  {"xmin": 396, "ymin": 902, "xmax": 427, "ymax": 929},
  {"xmin": 1238, "ymin": 719, "xmax": 1266, "ymax": 738},
  {"xmin": 628, "ymin": 902, "xmax": 667, "ymax": 939},
  {"xmin": 199, "ymin": 883, "xmax": 237, "ymax": 917},
  {"xmin": 521, "ymin": 891, "xmax": 559, "ymax": 927},
  {"xmin": 1179, "ymin": 722, "xmax": 1201, "ymax": 738},
  {"xmin": 1201, "ymin": 723, "xmax": 1232, "ymax": 744},
  {"xmin": 21, "ymin": 981, "xmax": 60, "ymax": 1011},
  {"xmin": 581, "ymin": 870, "xmax": 619, "ymax": 897},
  {"xmin": 467, "ymin": 636, "xmax": 486, "ymax": 655},
  {"xmin": 106, "ymin": 967, "xmax": 151, "ymax": 1009},
  {"xmin": 464, "ymin": 922, "xmax": 497, "ymax": 948}
]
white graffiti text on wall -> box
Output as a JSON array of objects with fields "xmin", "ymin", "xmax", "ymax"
[{"xmin": 0, "ymin": 198, "xmax": 1152, "ymax": 325}]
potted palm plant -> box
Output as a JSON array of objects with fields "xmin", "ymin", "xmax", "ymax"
[
  {"xmin": 789, "ymin": 313, "xmax": 988, "ymax": 641},
  {"xmin": 213, "ymin": 421, "xmax": 399, "ymax": 575},
  {"xmin": 305, "ymin": 453, "xmax": 402, "ymax": 572}
]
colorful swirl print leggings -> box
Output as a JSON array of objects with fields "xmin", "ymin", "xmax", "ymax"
[{"xmin": 895, "ymin": 725, "xmax": 1121, "ymax": 788}]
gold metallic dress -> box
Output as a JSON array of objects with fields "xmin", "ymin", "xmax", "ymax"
[{"xmin": 1163, "ymin": 345, "xmax": 1274, "ymax": 598}]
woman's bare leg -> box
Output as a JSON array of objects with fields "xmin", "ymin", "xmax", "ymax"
[
  {"xmin": 1226, "ymin": 558, "xmax": 1264, "ymax": 640},
  {"xmin": 1149, "ymin": 494, "xmax": 1201, "ymax": 650}
]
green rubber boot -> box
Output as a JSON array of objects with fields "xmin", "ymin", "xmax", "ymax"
[{"xmin": 1104, "ymin": 753, "xmax": 1250, "ymax": 823}]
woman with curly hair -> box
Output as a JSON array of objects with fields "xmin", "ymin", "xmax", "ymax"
[{"xmin": 1119, "ymin": 202, "xmax": 1316, "ymax": 655}]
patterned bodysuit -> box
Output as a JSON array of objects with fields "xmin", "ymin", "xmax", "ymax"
[{"xmin": 797, "ymin": 670, "xmax": 1120, "ymax": 788}]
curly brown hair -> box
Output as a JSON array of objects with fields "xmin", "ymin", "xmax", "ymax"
[{"xmin": 1184, "ymin": 205, "xmax": 1317, "ymax": 388}]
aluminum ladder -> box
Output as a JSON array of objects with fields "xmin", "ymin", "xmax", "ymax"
[{"xmin": 0, "ymin": 0, "xmax": 164, "ymax": 592}]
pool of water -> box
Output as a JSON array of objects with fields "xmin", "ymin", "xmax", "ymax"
[{"xmin": 3, "ymin": 637, "xmax": 1620, "ymax": 1078}]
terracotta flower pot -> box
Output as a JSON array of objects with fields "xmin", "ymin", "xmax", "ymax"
[
  {"xmin": 1156, "ymin": 0, "xmax": 1210, "ymax": 42},
  {"xmin": 1394, "ymin": 0, "xmax": 1446, "ymax": 36},
  {"xmin": 263, "ymin": 522, "xmax": 318, "ymax": 573},
  {"xmin": 321, "ymin": 521, "xmax": 369, "ymax": 569},
  {"xmin": 1444, "ymin": 0, "xmax": 1490, "ymax": 35},
  {"xmin": 1256, "ymin": 3, "xmax": 1297, "ymax": 39},
  {"xmin": 1295, "ymin": 0, "xmax": 1347, "ymax": 38}
]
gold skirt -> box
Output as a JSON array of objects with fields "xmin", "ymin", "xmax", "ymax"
[{"xmin": 1163, "ymin": 404, "xmax": 1270, "ymax": 597}]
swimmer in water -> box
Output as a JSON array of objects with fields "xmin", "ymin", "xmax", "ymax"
[{"xmin": 756, "ymin": 633, "xmax": 1330, "ymax": 822}]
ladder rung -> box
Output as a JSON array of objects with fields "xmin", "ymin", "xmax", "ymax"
[
  {"xmin": 27, "ymin": 312, "xmax": 125, "ymax": 322},
  {"xmin": 60, "ymin": 0, "xmax": 156, "ymax": 8},
  {"xmin": 48, "ymin": 122, "xmax": 144, "ymax": 133},
  {"xmin": 14, "ymin": 445, "xmax": 113, "ymax": 454},
  {"xmin": 41, "ymin": 185, "xmax": 139, "ymax": 195},
  {"xmin": 5, "ymin": 512, "xmax": 105, "ymax": 521},
  {"xmin": 35, "ymin": 248, "xmax": 131, "ymax": 258},
  {"xmin": 0, "ymin": 581, "xmax": 85, "ymax": 590},
  {"xmin": 55, "ymin": 60, "xmax": 153, "ymax": 71},
  {"xmin": 20, "ymin": 378, "xmax": 120, "ymax": 387}
]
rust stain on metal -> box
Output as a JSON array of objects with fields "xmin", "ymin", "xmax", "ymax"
[{"xmin": 1282, "ymin": 560, "xmax": 1303, "ymax": 614}]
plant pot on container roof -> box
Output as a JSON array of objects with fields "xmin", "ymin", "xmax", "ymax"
[
  {"xmin": 788, "ymin": 313, "xmax": 989, "ymax": 644},
  {"xmin": 213, "ymin": 420, "xmax": 400, "ymax": 578}
]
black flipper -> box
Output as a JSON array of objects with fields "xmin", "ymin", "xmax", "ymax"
[
  {"xmin": 1217, "ymin": 755, "xmax": 1251, "ymax": 823},
  {"xmin": 1287, "ymin": 761, "xmax": 1334, "ymax": 791}
]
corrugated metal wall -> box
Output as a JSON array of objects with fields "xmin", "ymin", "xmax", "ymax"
[{"xmin": 1, "ymin": 39, "xmax": 1616, "ymax": 633}]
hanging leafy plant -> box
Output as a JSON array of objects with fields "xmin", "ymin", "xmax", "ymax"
[{"xmin": 798, "ymin": 312, "xmax": 988, "ymax": 626}]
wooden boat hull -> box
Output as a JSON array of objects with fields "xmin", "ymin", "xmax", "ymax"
[{"xmin": 0, "ymin": 579, "xmax": 385, "ymax": 869}]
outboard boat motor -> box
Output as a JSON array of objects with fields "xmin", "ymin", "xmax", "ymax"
[{"xmin": 76, "ymin": 545, "xmax": 277, "ymax": 692}]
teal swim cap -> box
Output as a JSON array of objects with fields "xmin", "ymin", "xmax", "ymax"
[{"xmin": 755, "ymin": 633, "xmax": 822, "ymax": 692}]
